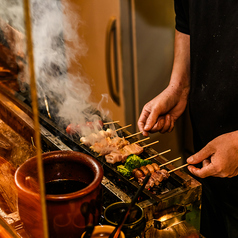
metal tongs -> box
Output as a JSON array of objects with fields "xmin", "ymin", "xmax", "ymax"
[{"xmin": 109, "ymin": 172, "xmax": 151, "ymax": 238}]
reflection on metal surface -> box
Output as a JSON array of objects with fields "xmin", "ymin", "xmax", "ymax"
[
  {"xmin": 145, "ymin": 221, "xmax": 201, "ymax": 238},
  {"xmin": 155, "ymin": 205, "xmax": 186, "ymax": 229}
]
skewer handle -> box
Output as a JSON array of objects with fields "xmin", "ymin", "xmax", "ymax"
[
  {"xmin": 168, "ymin": 163, "xmax": 188, "ymax": 173},
  {"xmin": 115, "ymin": 124, "xmax": 132, "ymax": 132},
  {"xmin": 144, "ymin": 149, "xmax": 171, "ymax": 161},
  {"xmin": 125, "ymin": 131, "xmax": 142, "ymax": 139},
  {"xmin": 142, "ymin": 140, "xmax": 159, "ymax": 148},
  {"xmin": 158, "ymin": 149, "xmax": 171, "ymax": 156},
  {"xmin": 159, "ymin": 156, "xmax": 181, "ymax": 167},
  {"xmin": 132, "ymin": 137, "xmax": 150, "ymax": 144},
  {"xmin": 104, "ymin": 120, "xmax": 120, "ymax": 125}
]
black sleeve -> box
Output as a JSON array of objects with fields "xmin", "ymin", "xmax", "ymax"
[{"xmin": 174, "ymin": 0, "xmax": 190, "ymax": 35}]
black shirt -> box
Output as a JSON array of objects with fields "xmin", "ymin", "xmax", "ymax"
[
  {"xmin": 174, "ymin": 1, "xmax": 238, "ymax": 238},
  {"xmin": 175, "ymin": 0, "xmax": 238, "ymax": 152}
]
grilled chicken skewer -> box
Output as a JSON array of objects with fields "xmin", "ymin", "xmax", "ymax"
[
  {"xmin": 79, "ymin": 124, "xmax": 132, "ymax": 146},
  {"xmin": 103, "ymin": 137, "xmax": 154, "ymax": 163},
  {"xmin": 133, "ymin": 161, "xmax": 187, "ymax": 189},
  {"xmin": 132, "ymin": 163, "xmax": 170, "ymax": 189},
  {"xmin": 76, "ymin": 123, "xmax": 159, "ymax": 164},
  {"xmin": 80, "ymin": 128, "xmax": 116, "ymax": 146},
  {"xmin": 92, "ymin": 137, "xmax": 159, "ymax": 164},
  {"xmin": 104, "ymin": 143, "xmax": 144, "ymax": 163},
  {"xmin": 129, "ymin": 156, "xmax": 181, "ymax": 180}
]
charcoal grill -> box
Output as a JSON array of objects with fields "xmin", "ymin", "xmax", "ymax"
[{"xmin": 0, "ymin": 79, "xmax": 202, "ymax": 237}]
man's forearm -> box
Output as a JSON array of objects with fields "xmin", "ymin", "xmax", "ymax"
[{"xmin": 169, "ymin": 30, "xmax": 190, "ymax": 93}]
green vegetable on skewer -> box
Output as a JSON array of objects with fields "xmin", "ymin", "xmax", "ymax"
[{"xmin": 117, "ymin": 154, "xmax": 151, "ymax": 177}]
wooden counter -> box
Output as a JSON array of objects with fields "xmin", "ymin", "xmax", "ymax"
[{"xmin": 0, "ymin": 119, "xmax": 36, "ymax": 238}]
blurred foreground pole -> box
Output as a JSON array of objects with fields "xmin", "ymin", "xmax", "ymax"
[{"xmin": 23, "ymin": 0, "xmax": 49, "ymax": 237}]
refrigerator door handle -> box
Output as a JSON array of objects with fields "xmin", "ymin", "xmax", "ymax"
[{"xmin": 106, "ymin": 16, "xmax": 120, "ymax": 106}]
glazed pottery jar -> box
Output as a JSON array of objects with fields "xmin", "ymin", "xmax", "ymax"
[{"xmin": 14, "ymin": 151, "xmax": 104, "ymax": 238}]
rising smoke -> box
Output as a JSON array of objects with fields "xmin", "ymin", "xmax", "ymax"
[
  {"xmin": 30, "ymin": 0, "xmax": 97, "ymax": 130},
  {"xmin": 0, "ymin": 0, "xmax": 112, "ymax": 137}
]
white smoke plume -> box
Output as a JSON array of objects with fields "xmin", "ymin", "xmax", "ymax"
[
  {"xmin": 0, "ymin": 0, "xmax": 25, "ymax": 33},
  {"xmin": 0, "ymin": 0, "xmax": 112, "ymax": 137}
]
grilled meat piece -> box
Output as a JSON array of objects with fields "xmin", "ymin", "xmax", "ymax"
[
  {"xmin": 133, "ymin": 163, "xmax": 170, "ymax": 189},
  {"xmin": 140, "ymin": 166, "xmax": 150, "ymax": 176},
  {"xmin": 122, "ymin": 143, "xmax": 143, "ymax": 155},
  {"xmin": 104, "ymin": 143, "xmax": 144, "ymax": 164},
  {"xmin": 91, "ymin": 137, "xmax": 129, "ymax": 155}
]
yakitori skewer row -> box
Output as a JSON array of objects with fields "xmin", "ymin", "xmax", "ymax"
[
  {"xmin": 133, "ymin": 161, "xmax": 188, "ymax": 189},
  {"xmin": 129, "ymin": 155, "xmax": 180, "ymax": 181}
]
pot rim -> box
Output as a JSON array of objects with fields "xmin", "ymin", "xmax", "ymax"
[
  {"xmin": 14, "ymin": 150, "xmax": 104, "ymax": 201},
  {"xmin": 104, "ymin": 202, "xmax": 144, "ymax": 226}
]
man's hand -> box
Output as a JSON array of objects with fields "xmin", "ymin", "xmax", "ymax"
[
  {"xmin": 187, "ymin": 131, "xmax": 238, "ymax": 178},
  {"xmin": 138, "ymin": 30, "xmax": 190, "ymax": 137},
  {"xmin": 138, "ymin": 84, "xmax": 189, "ymax": 136}
]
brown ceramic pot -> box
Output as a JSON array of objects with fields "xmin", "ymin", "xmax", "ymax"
[{"xmin": 14, "ymin": 151, "xmax": 104, "ymax": 238}]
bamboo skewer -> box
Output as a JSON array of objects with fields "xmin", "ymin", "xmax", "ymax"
[
  {"xmin": 125, "ymin": 132, "xmax": 142, "ymax": 139},
  {"xmin": 115, "ymin": 124, "xmax": 132, "ymax": 132},
  {"xmin": 44, "ymin": 95, "xmax": 51, "ymax": 119},
  {"xmin": 132, "ymin": 137, "xmax": 150, "ymax": 144},
  {"xmin": 104, "ymin": 121, "xmax": 120, "ymax": 125},
  {"xmin": 159, "ymin": 156, "xmax": 181, "ymax": 167},
  {"xmin": 144, "ymin": 149, "xmax": 171, "ymax": 161},
  {"xmin": 129, "ymin": 156, "xmax": 182, "ymax": 180},
  {"xmin": 157, "ymin": 149, "xmax": 172, "ymax": 156},
  {"xmin": 142, "ymin": 140, "xmax": 159, "ymax": 148},
  {"xmin": 31, "ymin": 137, "xmax": 36, "ymax": 148},
  {"xmin": 168, "ymin": 163, "xmax": 188, "ymax": 173}
]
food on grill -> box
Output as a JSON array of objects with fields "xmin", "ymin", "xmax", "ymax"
[
  {"xmin": 123, "ymin": 143, "xmax": 144, "ymax": 155},
  {"xmin": 117, "ymin": 165, "xmax": 131, "ymax": 177},
  {"xmin": 132, "ymin": 163, "xmax": 159, "ymax": 179},
  {"xmin": 150, "ymin": 162, "xmax": 160, "ymax": 171},
  {"xmin": 117, "ymin": 156, "xmax": 170, "ymax": 189},
  {"xmin": 68, "ymin": 121, "xmax": 152, "ymax": 166},
  {"xmin": 80, "ymin": 129, "xmax": 116, "ymax": 146},
  {"xmin": 66, "ymin": 120, "xmax": 103, "ymax": 135},
  {"xmin": 66, "ymin": 120, "xmax": 151, "ymax": 165},
  {"xmin": 88, "ymin": 135, "xmax": 144, "ymax": 161},
  {"xmin": 90, "ymin": 137, "xmax": 130, "ymax": 155},
  {"xmin": 105, "ymin": 143, "xmax": 145, "ymax": 164},
  {"xmin": 116, "ymin": 154, "xmax": 151, "ymax": 176},
  {"xmin": 132, "ymin": 163, "xmax": 170, "ymax": 189},
  {"xmin": 146, "ymin": 164, "xmax": 155, "ymax": 174}
]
